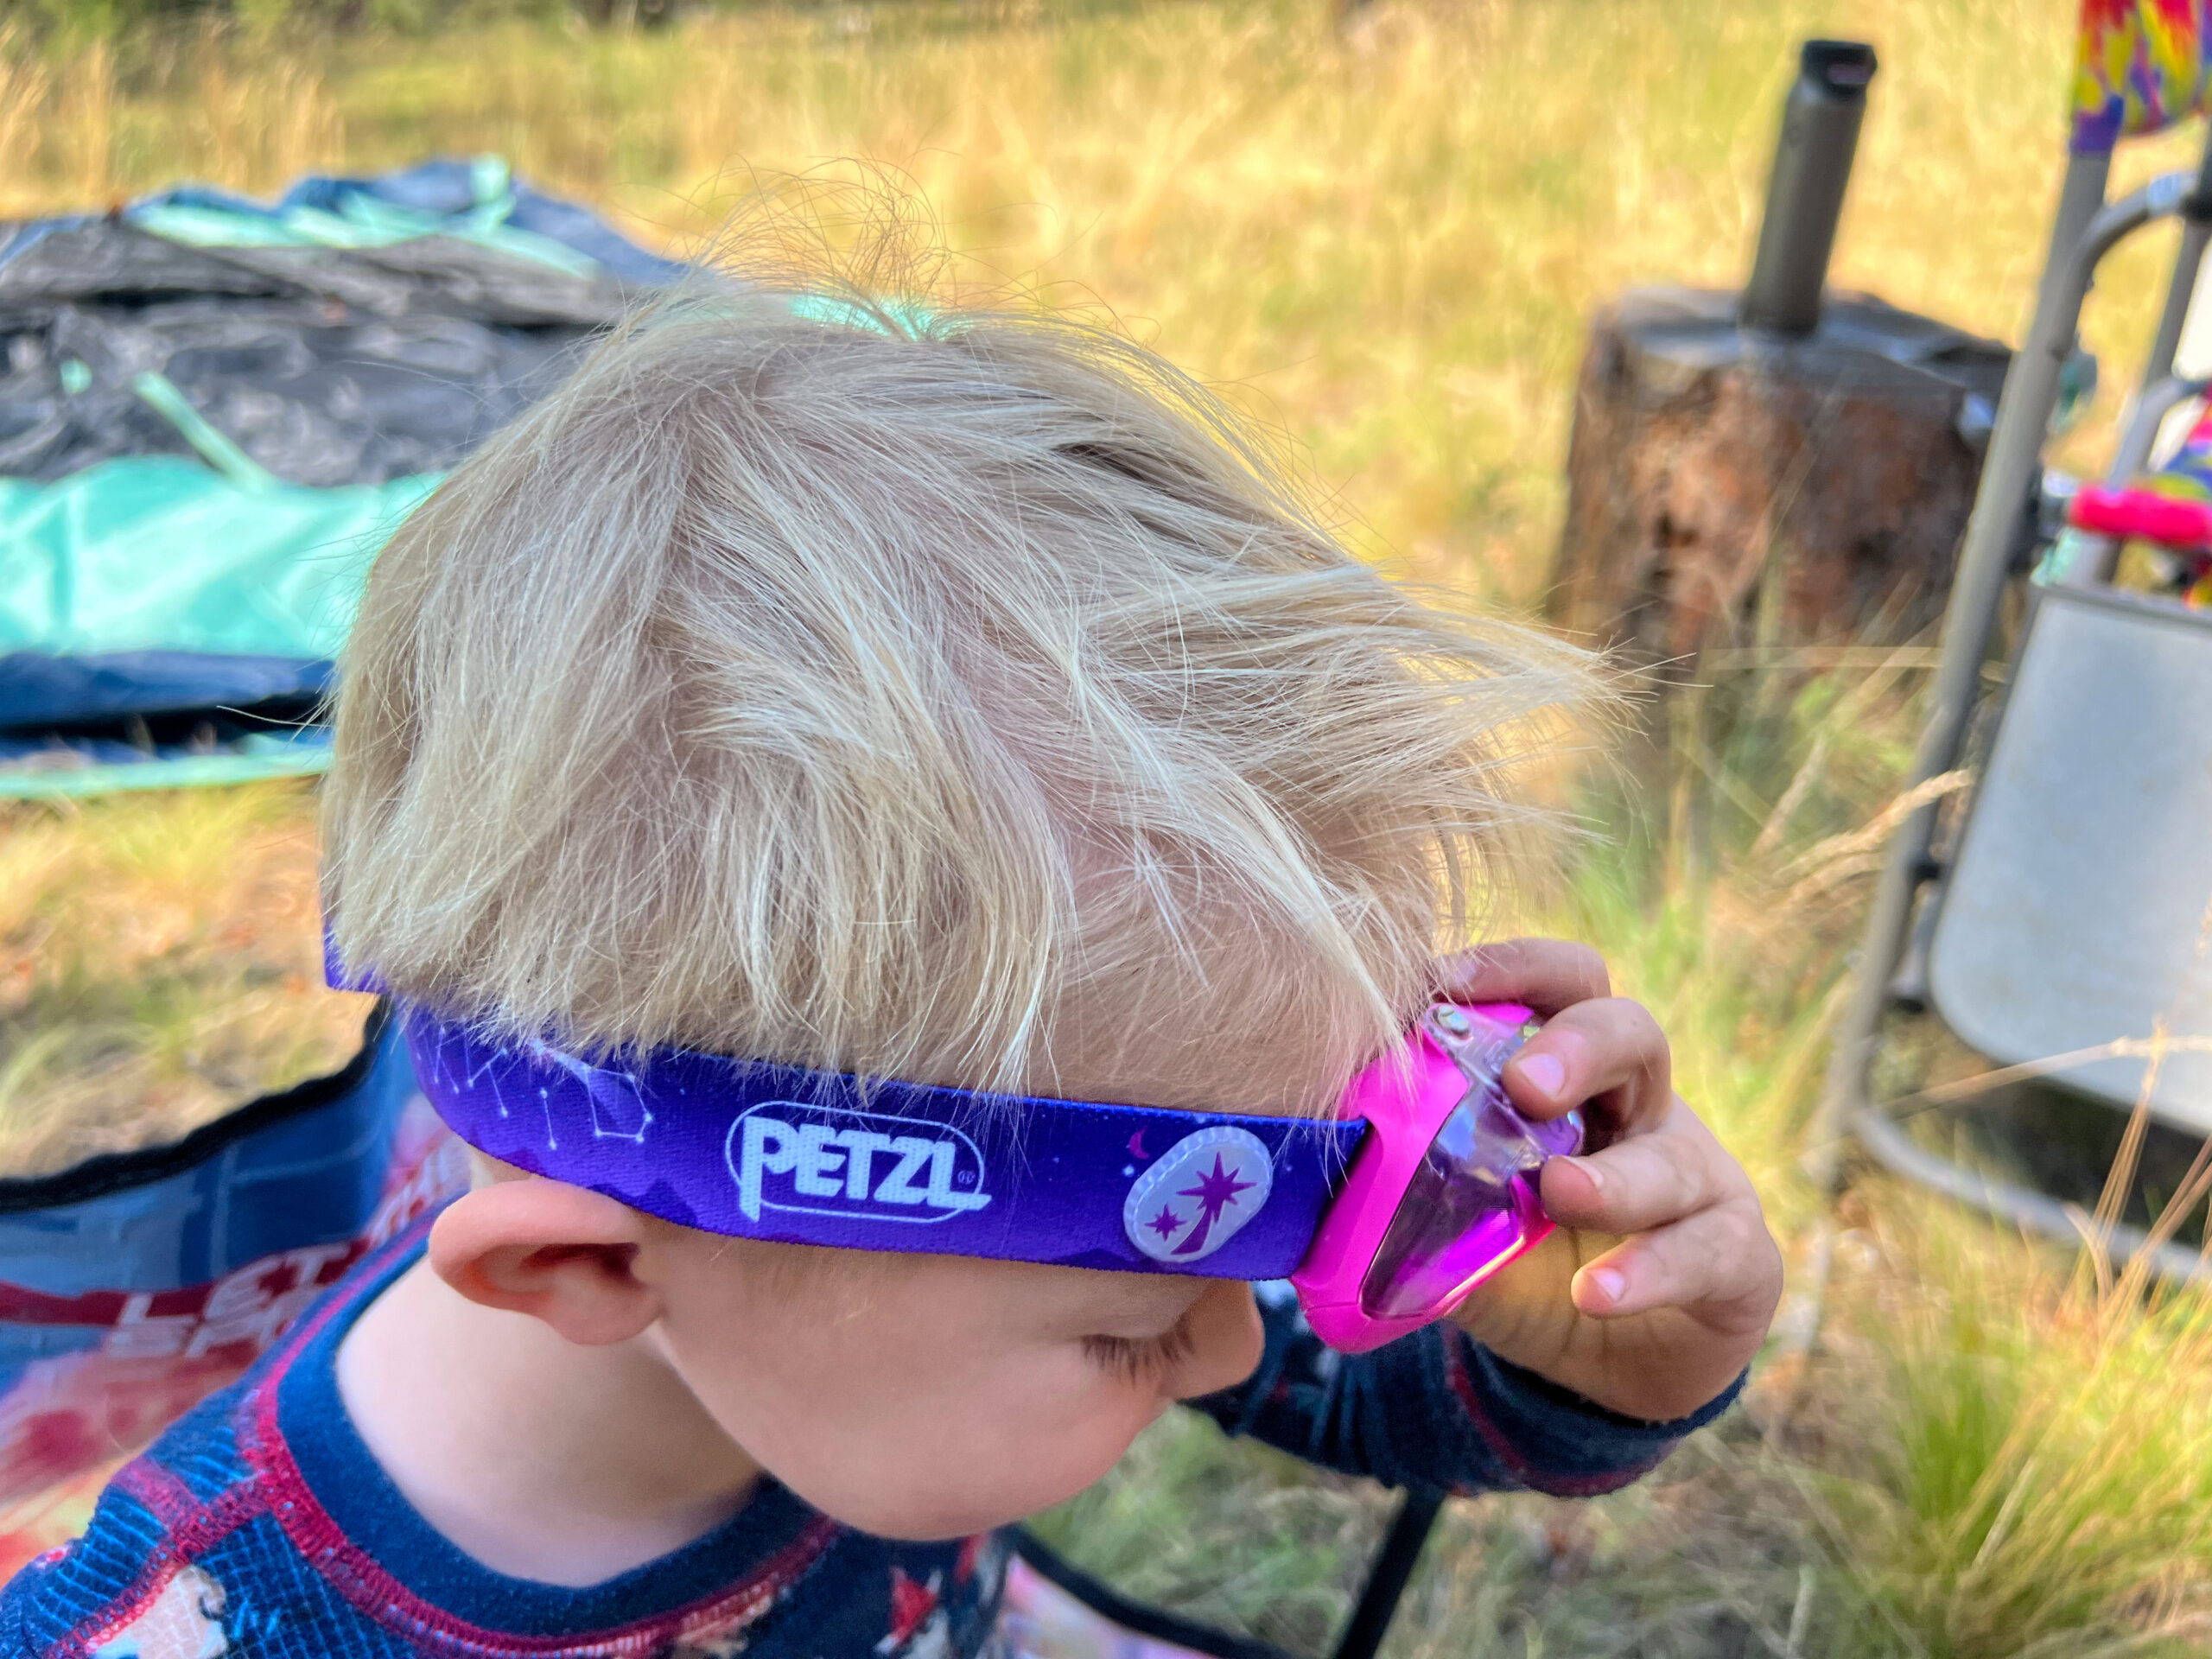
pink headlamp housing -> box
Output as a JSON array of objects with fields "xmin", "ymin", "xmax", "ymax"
[{"xmin": 1291, "ymin": 1002, "xmax": 1583, "ymax": 1354}]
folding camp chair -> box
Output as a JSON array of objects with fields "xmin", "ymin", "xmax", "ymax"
[
  {"xmin": 0, "ymin": 162, "xmax": 1447, "ymax": 1658},
  {"xmin": 1815, "ymin": 0, "xmax": 2212, "ymax": 1279}
]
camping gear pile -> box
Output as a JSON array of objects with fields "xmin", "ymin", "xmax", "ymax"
[{"xmin": 0, "ymin": 157, "xmax": 677, "ymax": 798}]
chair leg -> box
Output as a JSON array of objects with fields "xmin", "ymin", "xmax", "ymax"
[
  {"xmin": 1850, "ymin": 1097, "xmax": 2209, "ymax": 1283},
  {"xmin": 1807, "ymin": 151, "xmax": 2113, "ymax": 1189},
  {"xmin": 2134, "ymin": 123, "xmax": 2212, "ymax": 389},
  {"xmin": 1328, "ymin": 1487, "xmax": 1445, "ymax": 1659}
]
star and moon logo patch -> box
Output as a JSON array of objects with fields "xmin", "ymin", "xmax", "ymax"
[{"xmin": 1121, "ymin": 1126, "xmax": 1275, "ymax": 1264}]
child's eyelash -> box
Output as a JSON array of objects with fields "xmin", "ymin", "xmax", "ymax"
[{"xmin": 1082, "ymin": 1320, "xmax": 1196, "ymax": 1382}]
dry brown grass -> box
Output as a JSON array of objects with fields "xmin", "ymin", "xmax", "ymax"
[
  {"xmin": 0, "ymin": 0, "xmax": 2197, "ymax": 601},
  {"xmin": 0, "ymin": 782, "xmax": 372, "ymax": 1177}
]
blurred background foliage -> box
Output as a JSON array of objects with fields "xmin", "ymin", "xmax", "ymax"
[
  {"xmin": 3, "ymin": 0, "xmax": 2196, "ymax": 607},
  {"xmin": 14, "ymin": 0, "xmax": 582, "ymax": 41}
]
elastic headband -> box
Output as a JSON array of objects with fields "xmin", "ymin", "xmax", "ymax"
[{"xmin": 344, "ymin": 942, "xmax": 1369, "ymax": 1276}]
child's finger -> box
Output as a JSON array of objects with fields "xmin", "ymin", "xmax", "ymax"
[
  {"xmin": 1502, "ymin": 996, "xmax": 1671, "ymax": 1130},
  {"xmin": 1566, "ymin": 1198, "xmax": 1781, "ymax": 1331},
  {"xmin": 1433, "ymin": 938, "xmax": 1609, "ymax": 1016},
  {"xmin": 1536, "ymin": 1111, "xmax": 1738, "ymax": 1236}
]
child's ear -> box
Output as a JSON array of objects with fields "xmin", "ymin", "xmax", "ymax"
[{"xmin": 427, "ymin": 1179, "xmax": 664, "ymax": 1346}]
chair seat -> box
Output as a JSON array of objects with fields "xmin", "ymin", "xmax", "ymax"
[{"xmin": 1929, "ymin": 582, "xmax": 2212, "ymax": 1132}]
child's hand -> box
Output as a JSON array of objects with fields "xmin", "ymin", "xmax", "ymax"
[{"xmin": 1438, "ymin": 939, "xmax": 1783, "ymax": 1424}]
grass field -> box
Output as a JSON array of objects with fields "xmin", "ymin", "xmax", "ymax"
[
  {"xmin": 4, "ymin": 0, "xmax": 2212, "ymax": 1653},
  {"xmin": 0, "ymin": 787, "xmax": 373, "ymax": 1176}
]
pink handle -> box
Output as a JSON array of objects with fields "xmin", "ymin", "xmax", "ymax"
[{"xmin": 2069, "ymin": 484, "xmax": 2212, "ymax": 549}]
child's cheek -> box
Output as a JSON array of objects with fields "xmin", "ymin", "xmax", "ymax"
[
  {"xmin": 913, "ymin": 1364, "xmax": 1163, "ymax": 1535},
  {"xmin": 765, "ymin": 1377, "xmax": 1151, "ymax": 1540},
  {"xmin": 658, "ymin": 1322, "xmax": 1160, "ymax": 1538}
]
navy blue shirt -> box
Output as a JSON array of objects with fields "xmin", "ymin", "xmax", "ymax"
[{"xmin": 1, "ymin": 1221, "xmax": 1737, "ymax": 1656}]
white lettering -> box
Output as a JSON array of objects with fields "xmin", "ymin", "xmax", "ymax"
[
  {"xmin": 728, "ymin": 1107, "xmax": 995, "ymax": 1222},
  {"xmin": 872, "ymin": 1139, "xmax": 937, "ymax": 1205},
  {"xmin": 737, "ymin": 1115, "xmax": 800, "ymax": 1221},
  {"xmin": 186, "ymin": 1287, "xmax": 307, "ymax": 1359},
  {"xmin": 281, "ymin": 1242, "xmax": 354, "ymax": 1287},
  {"xmin": 833, "ymin": 1128, "xmax": 897, "ymax": 1199},
  {"xmin": 791, "ymin": 1122, "xmax": 848, "ymax": 1198},
  {"xmin": 101, "ymin": 1294, "xmax": 192, "ymax": 1361},
  {"xmin": 202, "ymin": 1263, "xmax": 272, "ymax": 1325},
  {"xmin": 925, "ymin": 1140, "xmax": 992, "ymax": 1212}
]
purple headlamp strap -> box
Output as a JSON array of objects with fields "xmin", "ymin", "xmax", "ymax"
[{"xmin": 385, "ymin": 1003, "xmax": 1369, "ymax": 1280}]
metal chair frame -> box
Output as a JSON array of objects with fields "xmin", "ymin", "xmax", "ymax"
[{"xmin": 1812, "ymin": 128, "xmax": 2212, "ymax": 1282}]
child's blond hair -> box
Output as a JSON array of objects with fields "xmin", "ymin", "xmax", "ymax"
[{"xmin": 322, "ymin": 263, "xmax": 1598, "ymax": 1113}]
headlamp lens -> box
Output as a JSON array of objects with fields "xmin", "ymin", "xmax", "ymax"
[{"xmin": 1357, "ymin": 1007, "xmax": 1582, "ymax": 1321}]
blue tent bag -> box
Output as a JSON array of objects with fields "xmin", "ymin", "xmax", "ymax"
[{"xmin": 0, "ymin": 1011, "xmax": 469, "ymax": 1567}]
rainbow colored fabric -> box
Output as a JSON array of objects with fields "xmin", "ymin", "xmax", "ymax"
[
  {"xmin": 2074, "ymin": 0, "xmax": 2212, "ymax": 154},
  {"xmin": 2148, "ymin": 409, "xmax": 2212, "ymax": 500},
  {"xmin": 2130, "ymin": 415, "xmax": 2212, "ymax": 609}
]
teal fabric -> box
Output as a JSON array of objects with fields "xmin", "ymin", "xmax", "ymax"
[
  {"xmin": 0, "ymin": 458, "xmax": 435, "ymax": 663},
  {"xmin": 127, "ymin": 371, "xmax": 282, "ymax": 492},
  {"xmin": 0, "ymin": 730, "xmax": 335, "ymax": 801},
  {"xmin": 0, "ymin": 458, "xmax": 435, "ymax": 799}
]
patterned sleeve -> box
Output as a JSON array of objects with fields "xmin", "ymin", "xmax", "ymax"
[{"xmin": 1184, "ymin": 1282, "xmax": 1743, "ymax": 1497}]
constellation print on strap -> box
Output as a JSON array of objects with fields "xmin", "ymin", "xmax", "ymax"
[
  {"xmin": 394, "ymin": 1003, "xmax": 1367, "ymax": 1277},
  {"xmin": 416, "ymin": 1024, "xmax": 653, "ymax": 1151}
]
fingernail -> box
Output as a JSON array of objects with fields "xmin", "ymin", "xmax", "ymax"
[
  {"xmin": 1586, "ymin": 1267, "xmax": 1625, "ymax": 1306},
  {"xmin": 1566, "ymin": 1155, "xmax": 1603, "ymax": 1192},
  {"xmin": 1517, "ymin": 1052, "xmax": 1566, "ymax": 1099}
]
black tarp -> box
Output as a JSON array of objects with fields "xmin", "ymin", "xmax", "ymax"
[
  {"xmin": 0, "ymin": 158, "xmax": 676, "ymax": 486},
  {"xmin": 0, "ymin": 160, "xmax": 676, "ymax": 778}
]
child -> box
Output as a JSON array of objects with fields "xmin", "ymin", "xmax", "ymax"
[{"xmin": 1, "ymin": 264, "xmax": 1781, "ymax": 1658}]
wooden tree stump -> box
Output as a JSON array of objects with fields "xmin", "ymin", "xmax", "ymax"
[{"xmin": 1549, "ymin": 286, "xmax": 2011, "ymax": 671}]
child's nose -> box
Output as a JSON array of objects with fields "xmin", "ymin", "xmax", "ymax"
[{"xmin": 1167, "ymin": 1281, "xmax": 1265, "ymax": 1400}]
